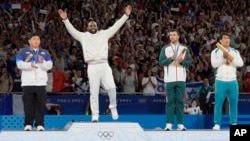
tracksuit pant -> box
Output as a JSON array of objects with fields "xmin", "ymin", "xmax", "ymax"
[
  {"xmin": 214, "ymin": 79, "xmax": 238, "ymax": 125},
  {"xmin": 87, "ymin": 63, "xmax": 117, "ymax": 119},
  {"xmin": 166, "ymin": 81, "xmax": 185, "ymax": 124},
  {"xmin": 22, "ymin": 86, "xmax": 47, "ymax": 127}
]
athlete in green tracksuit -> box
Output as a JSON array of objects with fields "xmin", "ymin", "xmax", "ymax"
[{"xmin": 159, "ymin": 29, "xmax": 192, "ymax": 131}]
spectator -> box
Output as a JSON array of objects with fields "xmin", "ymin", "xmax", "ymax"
[
  {"xmin": 156, "ymin": 69, "xmax": 165, "ymax": 95},
  {"xmin": 128, "ymin": 56, "xmax": 139, "ymax": 73},
  {"xmin": 141, "ymin": 69, "xmax": 157, "ymax": 96},
  {"xmin": 121, "ymin": 66, "xmax": 138, "ymax": 94},
  {"xmin": 46, "ymin": 103, "xmax": 61, "ymax": 115},
  {"xmin": 111, "ymin": 56, "xmax": 123, "ymax": 92},
  {"xmin": 0, "ymin": 66, "xmax": 14, "ymax": 94},
  {"xmin": 11, "ymin": 66, "xmax": 22, "ymax": 93},
  {"xmin": 48, "ymin": 45, "xmax": 66, "ymax": 72},
  {"xmin": 60, "ymin": 70, "xmax": 73, "ymax": 92},
  {"xmin": 184, "ymin": 100, "xmax": 202, "ymax": 115},
  {"xmin": 243, "ymin": 66, "xmax": 250, "ymax": 93},
  {"xmin": 72, "ymin": 69, "xmax": 89, "ymax": 94},
  {"xmin": 137, "ymin": 63, "xmax": 148, "ymax": 92},
  {"xmin": 196, "ymin": 78, "xmax": 213, "ymax": 114}
]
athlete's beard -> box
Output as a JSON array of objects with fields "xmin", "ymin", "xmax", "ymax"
[{"xmin": 89, "ymin": 29, "xmax": 97, "ymax": 34}]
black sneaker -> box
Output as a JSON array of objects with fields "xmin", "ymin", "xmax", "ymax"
[
  {"xmin": 165, "ymin": 128, "xmax": 172, "ymax": 131},
  {"xmin": 177, "ymin": 127, "xmax": 186, "ymax": 131},
  {"xmin": 92, "ymin": 120, "xmax": 98, "ymax": 123}
]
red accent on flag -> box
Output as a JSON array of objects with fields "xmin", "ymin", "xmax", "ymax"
[
  {"xmin": 21, "ymin": 4, "xmax": 30, "ymax": 9},
  {"xmin": 52, "ymin": 71, "xmax": 65, "ymax": 92}
]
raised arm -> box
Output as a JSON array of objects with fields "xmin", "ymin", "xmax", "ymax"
[
  {"xmin": 58, "ymin": 9, "xmax": 84, "ymax": 41},
  {"xmin": 104, "ymin": 5, "xmax": 132, "ymax": 38}
]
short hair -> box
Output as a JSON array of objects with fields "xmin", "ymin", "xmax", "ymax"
[
  {"xmin": 219, "ymin": 32, "xmax": 230, "ymax": 40},
  {"xmin": 169, "ymin": 29, "xmax": 180, "ymax": 36},
  {"xmin": 27, "ymin": 32, "xmax": 40, "ymax": 40},
  {"xmin": 87, "ymin": 21, "xmax": 98, "ymax": 28}
]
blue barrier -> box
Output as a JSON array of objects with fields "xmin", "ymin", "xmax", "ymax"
[
  {"xmin": 1, "ymin": 93, "xmax": 250, "ymax": 115},
  {"xmin": 1, "ymin": 115, "xmax": 205, "ymax": 130},
  {"xmin": 1, "ymin": 94, "xmax": 167, "ymax": 115},
  {"xmin": 1, "ymin": 114, "xmax": 250, "ymax": 130}
]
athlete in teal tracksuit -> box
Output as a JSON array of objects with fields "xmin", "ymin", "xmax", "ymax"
[
  {"xmin": 159, "ymin": 29, "xmax": 192, "ymax": 131},
  {"xmin": 211, "ymin": 32, "xmax": 243, "ymax": 130}
]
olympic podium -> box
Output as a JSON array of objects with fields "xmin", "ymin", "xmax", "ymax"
[{"xmin": 0, "ymin": 122, "xmax": 229, "ymax": 141}]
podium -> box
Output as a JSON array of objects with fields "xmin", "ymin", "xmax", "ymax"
[
  {"xmin": 64, "ymin": 122, "xmax": 150, "ymax": 141},
  {"xmin": 0, "ymin": 122, "xmax": 152, "ymax": 141},
  {"xmin": 0, "ymin": 122, "xmax": 229, "ymax": 141}
]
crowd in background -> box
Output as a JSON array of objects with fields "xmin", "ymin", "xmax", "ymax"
[{"xmin": 1, "ymin": 0, "xmax": 250, "ymax": 96}]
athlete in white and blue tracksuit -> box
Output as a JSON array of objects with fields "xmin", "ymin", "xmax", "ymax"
[
  {"xmin": 58, "ymin": 5, "xmax": 132, "ymax": 121},
  {"xmin": 211, "ymin": 32, "xmax": 243, "ymax": 130},
  {"xmin": 16, "ymin": 33, "xmax": 52, "ymax": 130},
  {"xmin": 16, "ymin": 47, "xmax": 52, "ymax": 86}
]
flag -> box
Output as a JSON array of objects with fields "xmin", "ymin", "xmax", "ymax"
[
  {"xmin": 170, "ymin": 8, "xmax": 180, "ymax": 12},
  {"xmin": 185, "ymin": 82, "xmax": 203, "ymax": 105},
  {"xmin": 12, "ymin": 94, "xmax": 24, "ymax": 115},
  {"xmin": 35, "ymin": 9, "xmax": 48, "ymax": 14},
  {"xmin": 3, "ymin": 3, "xmax": 30, "ymax": 10}
]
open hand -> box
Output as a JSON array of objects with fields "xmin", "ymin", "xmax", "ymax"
[
  {"xmin": 58, "ymin": 9, "xmax": 68, "ymax": 20},
  {"xmin": 125, "ymin": 5, "xmax": 132, "ymax": 16}
]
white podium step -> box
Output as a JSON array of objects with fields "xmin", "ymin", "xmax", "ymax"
[
  {"xmin": 0, "ymin": 122, "xmax": 229, "ymax": 141},
  {"xmin": 65, "ymin": 122, "xmax": 150, "ymax": 141}
]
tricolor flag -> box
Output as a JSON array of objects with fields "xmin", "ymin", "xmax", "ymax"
[
  {"xmin": 170, "ymin": 8, "xmax": 180, "ymax": 12},
  {"xmin": 3, "ymin": 3, "xmax": 30, "ymax": 10},
  {"xmin": 35, "ymin": 9, "xmax": 48, "ymax": 14}
]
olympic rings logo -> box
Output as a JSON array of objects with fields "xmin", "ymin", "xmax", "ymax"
[
  {"xmin": 138, "ymin": 99, "xmax": 147, "ymax": 103},
  {"xmin": 98, "ymin": 131, "xmax": 114, "ymax": 139}
]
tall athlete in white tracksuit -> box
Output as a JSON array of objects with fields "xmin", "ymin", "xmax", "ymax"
[
  {"xmin": 211, "ymin": 32, "xmax": 243, "ymax": 130},
  {"xmin": 58, "ymin": 5, "xmax": 132, "ymax": 122}
]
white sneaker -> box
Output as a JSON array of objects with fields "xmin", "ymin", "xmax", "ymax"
[
  {"xmin": 110, "ymin": 108, "xmax": 118, "ymax": 120},
  {"xmin": 212, "ymin": 124, "xmax": 220, "ymax": 131},
  {"xmin": 177, "ymin": 124, "xmax": 186, "ymax": 131},
  {"xmin": 165, "ymin": 123, "xmax": 172, "ymax": 131},
  {"xmin": 91, "ymin": 115, "xmax": 99, "ymax": 122},
  {"xmin": 36, "ymin": 125, "xmax": 45, "ymax": 131},
  {"xmin": 24, "ymin": 125, "xmax": 32, "ymax": 131}
]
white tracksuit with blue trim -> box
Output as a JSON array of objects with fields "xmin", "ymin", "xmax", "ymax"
[
  {"xmin": 211, "ymin": 47, "xmax": 243, "ymax": 81},
  {"xmin": 211, "ymin": 47, "xmax": 243, "ymax": 125}
]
